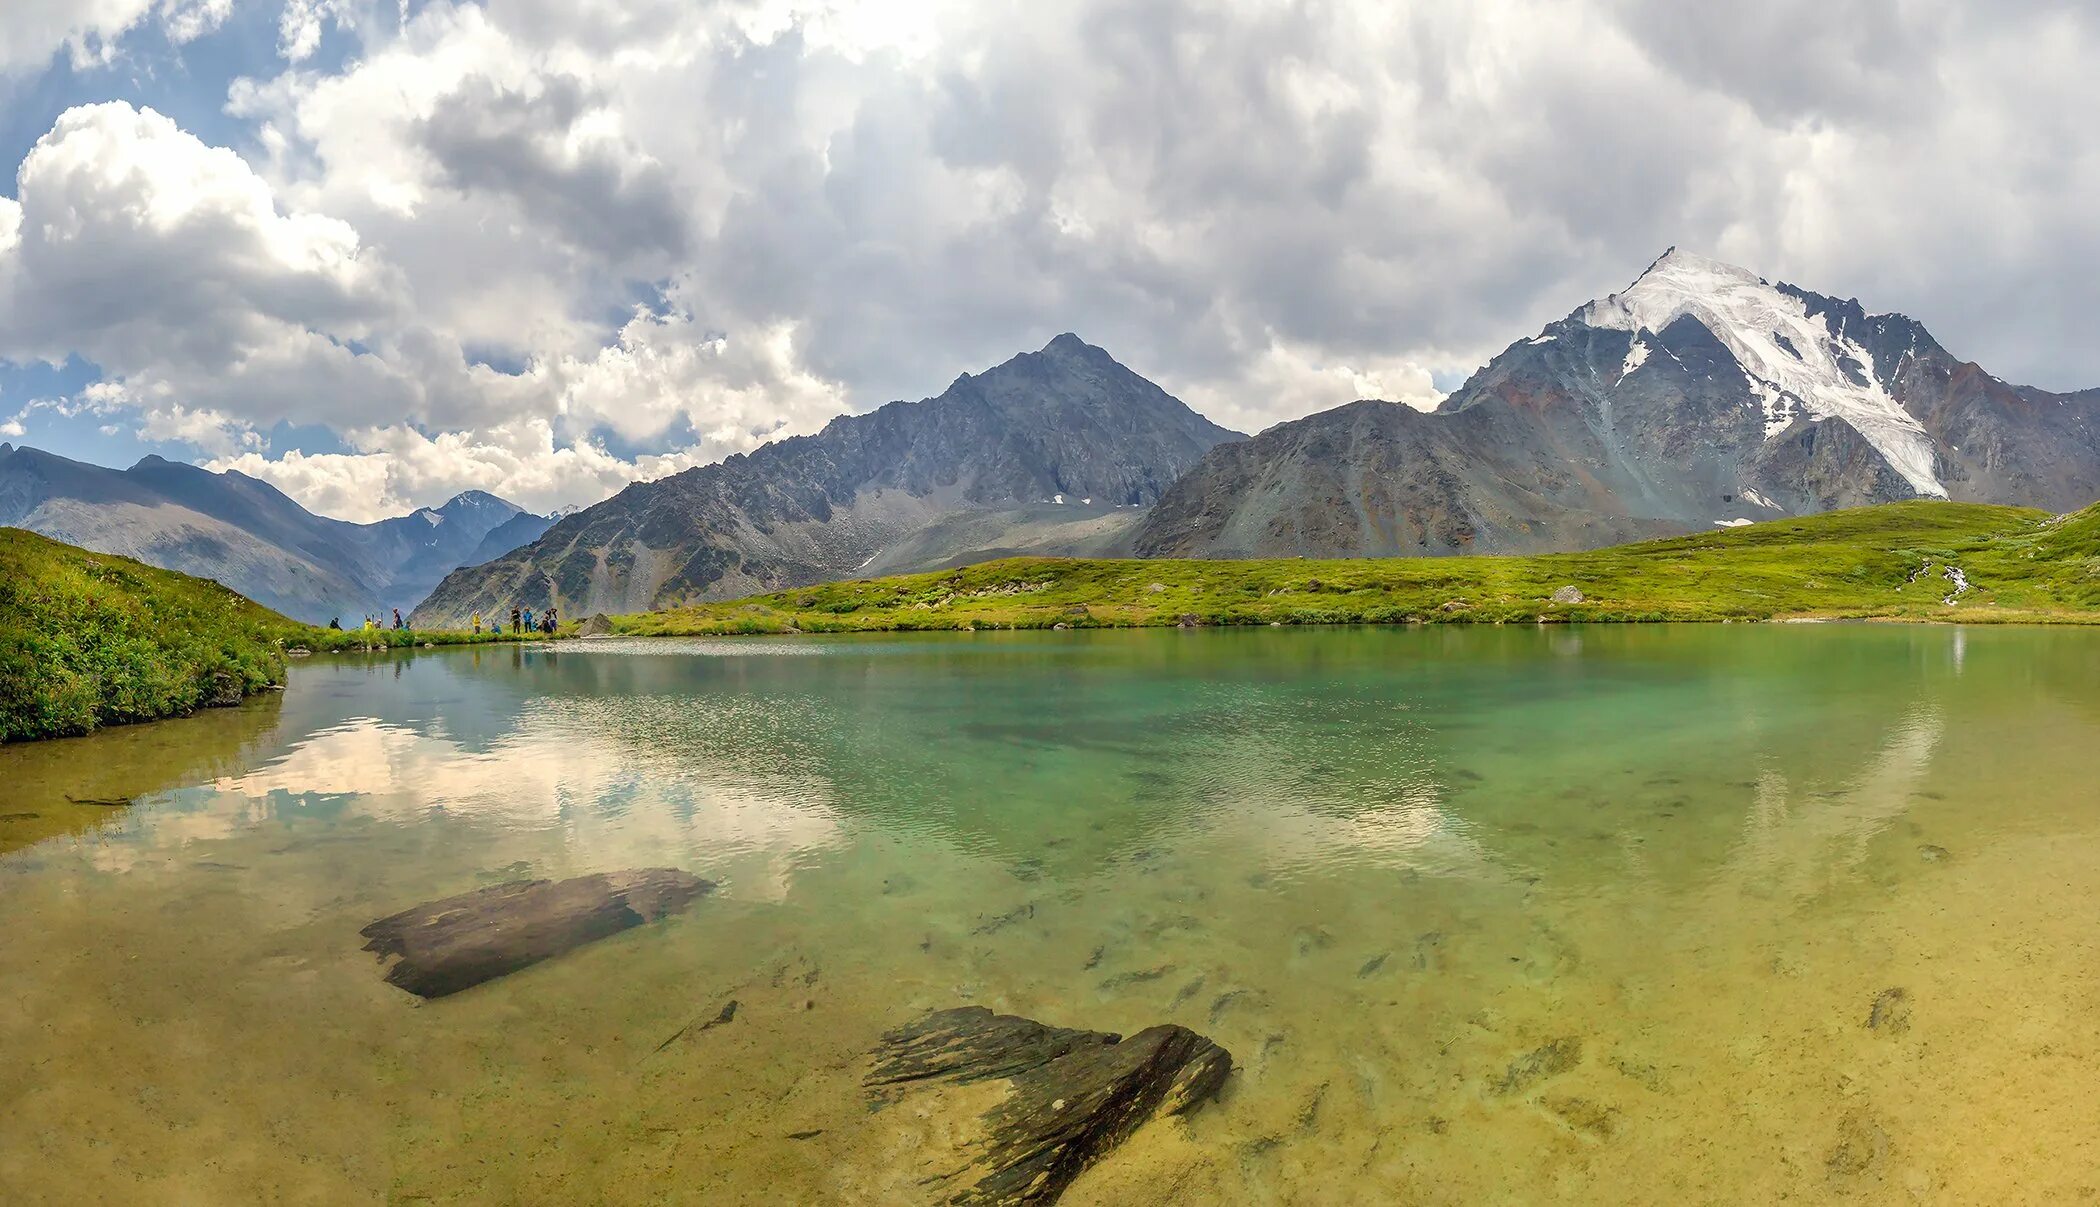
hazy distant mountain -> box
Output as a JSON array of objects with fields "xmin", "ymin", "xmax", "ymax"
[
  {"xmin": 1133, "ymin": 249, "xmax": 2100, "ymax": 558},
  {"xmin": 358, "ymin": 489, "xmax": 552, "ymax": 611},
  {"xmin": 0, "ymin": 446, "xmax": 551, "ymax": 622},
  {"xmin": 465, "ymin": 508, "xmax": 558, "ymax": 565},
  {"xmin": 412, "ymin": 334, "xmax": 1240, "ymax": 624}
]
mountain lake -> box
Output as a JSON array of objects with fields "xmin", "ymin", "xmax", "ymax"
[{"xmin": 3, "ymin": 624, "xmax": 2098, "ymax": 1203}]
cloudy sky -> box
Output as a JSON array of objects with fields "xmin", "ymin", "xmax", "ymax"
[{"xmin": 1, "ymin": 1, "xmax": 2094, "ymax": 522}]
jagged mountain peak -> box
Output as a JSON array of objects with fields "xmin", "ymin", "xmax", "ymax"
[
  {"xmin": 411, "ymin": 337, "xmax": 1240, "ymax": 623},
  {"xmin": 434, "ymin": 488, "xmax": 521, "ymax": 517},
  {"xmin": 1574, "ymin": 247, "xmax": 1945, "ymax": 497},
  {"xmin": 1136, "ymin": 248, "xmax": 2100, "ymax": 563}
]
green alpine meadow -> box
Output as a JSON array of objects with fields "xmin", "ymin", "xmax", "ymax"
[
  {"xmin": 0, "ymin": 527, "xmax": 289, "ymax": 742},
  {"xmin": 614, "ymin": 500, "xmax": 2100, "ymax": 636}
]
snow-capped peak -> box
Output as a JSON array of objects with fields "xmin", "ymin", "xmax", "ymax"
[{"xmin": 1582, "ymin": 247, "xmax": 1946, "ymax": 497}]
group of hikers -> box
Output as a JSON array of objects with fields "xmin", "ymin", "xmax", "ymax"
[
  {"xmin": 320, "ymin": 605, "xmax": 560, "ymax": 637},
  {"xmin": 469, "ymin": 606, "xmax": 558, "ymax": 636},
  {"xmin": 325, "ymin": 609, "xmax": 409, "ymax": 632}
]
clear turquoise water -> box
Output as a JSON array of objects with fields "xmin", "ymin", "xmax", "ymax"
[{"xmin": 4, "ymin": 625, "xmax": 2100, "ymax": 1203}]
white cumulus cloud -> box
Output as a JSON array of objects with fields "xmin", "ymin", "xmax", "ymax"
[{"xmin": 3, "ymin": 0, "xmax": 2098, "ymax": 524}]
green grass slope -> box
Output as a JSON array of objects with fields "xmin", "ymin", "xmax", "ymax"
[
  {"xmin": 1, "ymin": 527, "xmax": 293, "ymax": 741},
  {"xmin": 0, "ymin": 527, "xmax": 547, "ymax": 742},
  {"xmin": 616, "ymin": 501, "xmax": 2100, "ymax": 636},
  {"xmin": 0, "ymin": 531, "xmax": 558, "ymax": 747}
]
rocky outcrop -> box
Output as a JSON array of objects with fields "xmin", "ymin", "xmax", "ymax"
[
  {"xmin": 865, "ymin": 1006, "xmax": 1232, "ymax": 1204},
  {"xmin": 360, "ymin": 868, "xmax": 713, "ymax": 998},
  {"xmin": 411, "ymin": 335, "xmax": 1240, "ymax": 626}
]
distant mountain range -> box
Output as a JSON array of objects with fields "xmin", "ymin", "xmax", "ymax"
[
  {"xmin": 1131, "ymin": 249, "xmax": 2100, "ymax": 557},
  {"xmin": 15, "ymin": 250, "xmax": 2099, "ymax": 627},
  {"xmin": 0, "ymin": 445, "xmax": 552, "ymax": 623},
  {"xmin": 410, "ymin": 334, "xmax": 1239, "ymax": 624}
]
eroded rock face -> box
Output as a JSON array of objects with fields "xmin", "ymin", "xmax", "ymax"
[
  {"xmin": 360, "ymin": 868, "xmax": 713, "ymax": 999},
  {"xmin": 866, "ymin": 1006, "xmax": 1232, "ymax": 1205}
]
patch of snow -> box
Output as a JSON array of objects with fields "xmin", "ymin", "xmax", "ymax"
[
  {"xmin": 1743, "ymin": 373, "xmax": 1798, "ymax": 439},
  {"xmin": 1052, "ymin": 494, "xmax": 1065, "ymax": 505},
  {"xmin": 1740, "ymin": 488, "xmax": 1780, "ymax": 510},
  {"xmin": 1714, "ymin": 518, "xmax": 1755, "ymax": 528},
  {"xmin": 1528, "ymin": 334, "xmax": 1556, "ymax": 345},
  {"xmin": 1582, "ymin": 248, "xmax": 1946, "ymax": 497},
  {"xmin": 417, "ymin": 509, "xmax": 443, "ymax": 526},
  {"xmin": 1619, "ymin": 335, "xmax": 1649, "ymax": 378},
  {"xmin": 854, "ymin": 552, "xmax": 877, "ymax": 571}
]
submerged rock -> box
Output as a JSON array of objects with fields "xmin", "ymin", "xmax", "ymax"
[
  {"xmin": 655, "ymin": 998, "xmax": 740, "ymax": 1053},
  {"xmin": 1543, "ymin": 1094, "xmax": 1618, "ymax": 1138},
  {"xmin": 865, "ymin": 1006, "xmax": 1232, "ymax": 1205},
  {"xmin": 1866, "ymin": 987, "xmax": 1912, "ymax": 1035},
  {"xmin": 1097, "ymin": 963, "xmax": 1174, "ymax": 991},
  {"xmin": 360, "ymin": 868, "xmax": 713, "ymax": 999},
  {"xmin": 1492, "ymin": 1037, "xmax": 1582, "ymax": 1096},
  {"xmin": 1826, "ymin": 1110, "xmax": 1890, "ymax": 1182}
]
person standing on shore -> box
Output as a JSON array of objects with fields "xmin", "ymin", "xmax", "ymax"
[
  {"xmin": 511, "ymin": 607, "xmax": 521, "ymax": 633},
  {"xmin": 472, "ymin": 613, "xmax": 481, "ymax": 635}
]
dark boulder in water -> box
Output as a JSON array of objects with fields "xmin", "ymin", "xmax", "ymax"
[
  {"xmin": 204, "ymin": 671, "xmax": 245, "ymax": 708},
  {"xmin": 865, "ymin": 1005, "xmax": 1232, "ymax": 1204},
  {"xmin": 360, "ymin": 868, "xmax": 713, "ymax": 999}
]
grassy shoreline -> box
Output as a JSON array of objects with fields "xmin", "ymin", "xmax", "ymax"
[
  {"xmin": 609, "ymin": 501, "xmax": 2100, "ymax": 637},
  {"xmin": 10, "ymin": 499, "xmax": 2099, "ymax": 740},
  {"xmin": 2, "ymin": 528, "xmax": 293, "ymax": 741},
  {"xmin": 289, "ymin": 626, "xmax": 553, "ymax": 653},
  {"xmin": 0, "ymin": 527, "xmax": 561, "ymax": 742}
]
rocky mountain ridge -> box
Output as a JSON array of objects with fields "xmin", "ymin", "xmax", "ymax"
[
  {"xmin": 0, "ymin": 445, "xmax": 552, "ymax": 623},
  {"xmin": 1132, "ymin": 249, "xmax": 2100, "ymax": 559},
  {"xmin": 410, "ymin": 334, "xmax": 1239, "ymax": 624}
]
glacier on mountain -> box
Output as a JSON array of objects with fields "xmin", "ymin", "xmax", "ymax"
[{"xmin": 1582, "ymin": 248, "xmax": 1946, "ymax": 497}]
